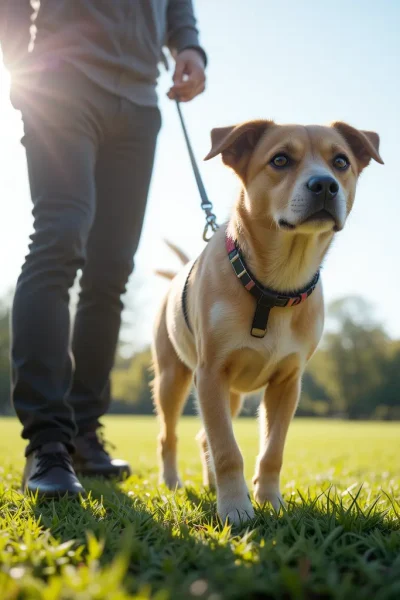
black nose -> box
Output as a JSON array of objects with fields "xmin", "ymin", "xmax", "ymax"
[{"xmin": 307, "ymin": 176, "xmax": 339, "ymax": 199}]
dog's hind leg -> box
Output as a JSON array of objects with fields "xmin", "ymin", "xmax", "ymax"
[
  {"xmin": 196, "ymin": 391, "xmax": 243, "ymax": 489},
  {"xmin": 152, "ymin": 305, "xmax": 192, "ymax": 490}
]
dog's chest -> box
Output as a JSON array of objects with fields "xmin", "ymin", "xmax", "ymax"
[{"xmin": 223, "ymin": 309, "xmax": 301, "ymax": 393}]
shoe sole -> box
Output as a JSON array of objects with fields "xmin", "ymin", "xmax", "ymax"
[{"xmin": 24, "ymin": 487, "xmax": 86, "ymax": 500}]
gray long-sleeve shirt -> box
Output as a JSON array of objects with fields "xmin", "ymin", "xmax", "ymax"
[{"xmin": 0, "ymin": 0, "xmax": 206, "ymax": 106}]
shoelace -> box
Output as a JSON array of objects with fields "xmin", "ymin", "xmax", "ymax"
[{"xmin": 36, "ymin": 452, "xmax": 73, "ymax": 477}]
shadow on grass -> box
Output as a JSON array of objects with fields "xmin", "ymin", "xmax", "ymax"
[{"xmin": 24, "ymin": 478, "xmax": 400, "ymax": 600}]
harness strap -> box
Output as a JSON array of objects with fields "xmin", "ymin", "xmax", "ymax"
[
  {"xmin": 226, "ymin": 234, "xmax": 320, "ymax": 338},
  {"xmin": 251, "ymin": 298, "xmax": 273, "ymax": 339},
  {"xmin": 182, "ymin": 261, "xmax": 197, "ymax": 334}
]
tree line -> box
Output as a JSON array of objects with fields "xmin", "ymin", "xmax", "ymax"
[{"xmin": 0, "ymin": 295, "xmax": 399, "ymax": 419}]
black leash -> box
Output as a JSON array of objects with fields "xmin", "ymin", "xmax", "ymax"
[{"xmin": 175, "ymin": 100, "xmax": 219, "ymax": 241}]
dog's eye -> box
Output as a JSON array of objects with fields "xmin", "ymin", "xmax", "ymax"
[
  {"xmin": 270, "ymin": 154, "xmax": 290, "ymax": 168},
  {"xmin": 333, "ymin": 154, "xmax": 350, "ymax": 170}
]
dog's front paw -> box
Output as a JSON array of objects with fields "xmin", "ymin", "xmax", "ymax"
[
  {"xmin": 253, "ymin": 479, "xmax": 285, "ymax": 512},
  {"xmin": 218, "ymin": 495, "xmax": 255, "ymax": 525},
  {"xmin": 160, "ymin": 470, "xmax": 183, "ymax": 491}
]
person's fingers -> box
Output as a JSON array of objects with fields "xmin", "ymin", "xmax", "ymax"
[
  {"xmin": 171, "ymin": 83, "xmax": 203, "ymax": 102},
  {"xmin": 169, "ymin": 67, "xmax": 204, "ymax": 94},
  {"xmin": 175, "ymin": 81, "xmax": 205, "ymax": 103},
  {"xmin": 195, "ymin": 81, "xmax": 206, "ymax": 97},
  {"xmin": 171, "ymin": 80, "xmax": 195, "ymax": 94},
  {"xmin": 167, "ymin": 81, "xmax": 194, "ymax": 101}
]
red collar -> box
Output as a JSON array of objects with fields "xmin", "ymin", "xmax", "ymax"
[{"xmin": 226, "ymin": 234, "xmax": 320, "ymax": 338}]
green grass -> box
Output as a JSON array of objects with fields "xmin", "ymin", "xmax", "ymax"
[{"xmin": 0, "ymin": 416, "xmax": 399, "ymax": 599}]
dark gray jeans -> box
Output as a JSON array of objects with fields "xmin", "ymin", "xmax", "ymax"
[{"xmin": 11, "ymin": 64, "xmax": 161, "ymax": 455}]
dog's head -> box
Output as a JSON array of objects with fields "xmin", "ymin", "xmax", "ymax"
[{"xmin": 205, "ymin": 120, "xmax": 383, "ymax": 233}]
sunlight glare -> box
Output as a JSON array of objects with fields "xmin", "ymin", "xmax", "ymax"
[{"xmin": 0, "ymin": 58, "xmax": 12, "ymax": 128}]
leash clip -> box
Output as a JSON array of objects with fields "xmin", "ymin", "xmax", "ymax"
[{"xmin": 203, "ymin": 214, "xmax": 219, "ymax": 241}]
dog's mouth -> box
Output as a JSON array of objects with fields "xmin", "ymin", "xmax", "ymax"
[
  {"xmin": 279, "ymin": 210, "xmax": 340, "ymax": 232},
  {"xmin": 278, "ymin": 219, "xmax": 296, "ymax": 230}
]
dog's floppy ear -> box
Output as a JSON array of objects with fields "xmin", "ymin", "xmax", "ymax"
[
  {"xmin": 332, "ymin": 122, "xmax": 384, "ymax": 171},
  {"xmin": 204, "ymin": 120, "xmax": 273, "ymax": 180}
]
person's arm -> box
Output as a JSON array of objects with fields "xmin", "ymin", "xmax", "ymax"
[
  {"xmin": 166, "ymin": 0, "xmax": 207, "ymax": 66},
  {"xmin": 166, "ymin": 0, "xmax": 207, "ymax": 103},
  {"xmin": 0, "ymin": 0, "xmax": 32, "ymax": 71}
]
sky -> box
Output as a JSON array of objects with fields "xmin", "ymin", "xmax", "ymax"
[{"xmin": 0, "ymin": 0, "xmax": 399, "ymax": 349}]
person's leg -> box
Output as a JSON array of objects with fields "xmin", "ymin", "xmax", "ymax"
[
  {"xmin": 69, "ymin": 100, "xmax": 161, "ymax": 477},
  {"xmin": 11, "ymin": 67, "xmax": 105, "ymax": 493}
]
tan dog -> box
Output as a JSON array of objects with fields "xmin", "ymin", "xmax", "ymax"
[{"xmin": 152, "ymin": 120, "xmax": 383, "ymax": 524}]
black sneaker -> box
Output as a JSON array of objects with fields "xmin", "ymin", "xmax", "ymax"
[
  {"xmin": 73, "ymin": 431, "xmax": 131, "ymax": 480},
  {"xmin": 23, "ymin": 442, "xmax": 85, "ymax": 498}
]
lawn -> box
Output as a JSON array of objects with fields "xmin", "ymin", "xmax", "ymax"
[{"xmin": 0, "ymin": 416, "xmax": 399, "ymax": 599}]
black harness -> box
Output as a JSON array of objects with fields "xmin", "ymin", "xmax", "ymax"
[
  {"xmin": 226, "ymin": 235, "xmax": 320, "ymax": 338},
  {"xmin": 181, "ymin": 261, "xmax": 197, "ymax": 333},
  {"xmin": 181, "ymin": 235, "xmax": 320, "ymax": 339}
]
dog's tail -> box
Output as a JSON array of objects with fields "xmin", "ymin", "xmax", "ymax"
[
  {"xmin": 155, "ymin": 240, "xmax": 190, "ymax": 280},
  {"xmin": 164, "ymin": 240, "xmax": 190, "ymax": 265},
  {"xmin": 154, "ymin": 269, "xmax": 177, "ymax": 281}
]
